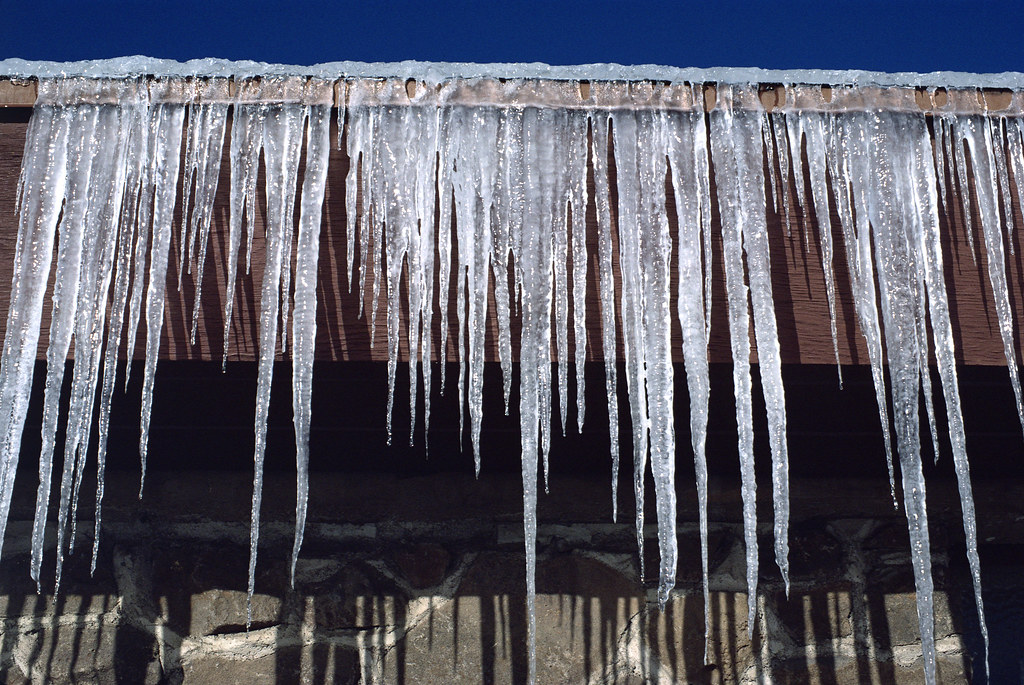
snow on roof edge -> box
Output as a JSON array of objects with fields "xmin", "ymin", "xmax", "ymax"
[{"xmin": 1, "ymin": 56, "xmax": 1024, "ymax": 90}]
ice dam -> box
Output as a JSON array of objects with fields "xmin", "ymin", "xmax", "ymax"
[{"xmin": 4, "ymin": 57, "xmax": 1024, "ymax": 684}]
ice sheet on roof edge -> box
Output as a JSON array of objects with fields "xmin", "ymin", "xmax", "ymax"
[{"xmin": 3, "ymin": 55, "xmax": 1024, "ymax": 90}]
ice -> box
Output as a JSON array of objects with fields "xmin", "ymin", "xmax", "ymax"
[
  {"xmin": 843, "ymin": 109, "xmax": 939, "ymax": 684},
  {"xmin": 906, "ymin": 115, "xmax": 990, "ymax": 680},
  {"xmin": 710, "ymin": 84, "xmax": 793, "ymax": 623},
  {"xmin": 92, "ymin": 85, "xmax": 150, "ymax": 572},
  {"xmin": 223, "ymin": 80, "xmax": 266, "ymax": 367},
  {"xmin": 609, "ymin": 109, "xmax": 652, "ymax": 581},
  {"xmin": 518, "ymin": 105, "xmax": 558, "ymax": 685},
  {"xmin": 247, "ymin": 94, "xmax": 306, "ymax": 625},
  {"xmin": 290, "ymin": 83, "xmax": 333, "ymax": 582},
  {"xmin": 1, "ymin": 64, "xmax": 1016, "ymax": 685},
  {"xmin": 137, "ymin": 101, "xmax": 186, "ymax": 497},
  {"xmin": 568, "ymin": 110, "xmax": 589, "ymax": 433},
  {"xmin": 29, "ymin": 85, "xmax": 91, "ymax": 585},
  {"xmin": 0, "ymin": 83, "xmax": 69, "ymax": 569},
  {"xmin": 665, "ymin": 98, "xmax": 712, "ymax": 654},
  {"xmin": 180, "ymin": 85, "xmax": 229, "ymax": 344},
  {"xmin": 589, "ymin": 112, "xmax": 621, "ymax": 519},
  {"xmin": 785, "ymin": 108, "xmax": 843, "ymax": 383},
  {"xmin": 826, "ymin": 105, "xmax": 898, "ymax": 505},
  {"xmin": 949, "ymin": 114, "xmax": 1024, "ymax": 434}
]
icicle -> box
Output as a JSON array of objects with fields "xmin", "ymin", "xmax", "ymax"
[
  {"xmin": 137, "ymin": 99, "xmax": 186, "ymax": 497},
  {"xmin": 567, "ymin": 109, "xmax": 589, "ymax": 433},
  {"xmin": 638, "ymin": 109, "xmax": 678, "ymax": 610},
  {"xmin": 436, "ymin": 103, "xmax": 455, "ymax": 394},
  {"xmin": 92, "ymin": 82, "xmax": 150, "ymax": 573},
  {"xmin": 988, "ymin": 117, "xmax": 1015, "ymax": 251},
  {"xmin": 183, "ymin": 82, "xmax": 229, "ymax": 345},
  {"xmin": 609, "ymin": 108, "xmax": 651, "ymax": 582},
  {"xmin": 666, "ymin": 94, "xmax": 713, "ymax": 660},
  {"xmin": 692, "ymin": 86, "xmax": 715, "ymax": 346},
  {"xmin": 771, "ymin": 112, "xmax": 793, "ymax": 238},
  {"xmin": 847, "ymin": 110, "xmax": 938, "ymax": 685},
  {"xmin": 0, "ymin": 80, "xmax": 70, "ymax": 566},
  {"xmin": 827, "ymin": 104, "xmax": 897, "ymax": 505},
  {"xmin": 551, "ymin": 108, "xmax": 571, "ymax": 439},
  {"xmin": 57, "ymin": 101, "xmax": 126, "ymax": 586},
  {"xmin": 709, "ymin": 84, "xmax": 763, "ymax": 629},
  {"xmin": 30, "ymin": 83, "xmax": 91, "ymax": 586},
  {"xmin": 411, "ymin": 97, "xmax": 438, "ymax": 445},
  {"xmin": 948, "ymin": 114, "xmax": 979, "ymax": 265},
  {"xmin": 247, "ymin": 89, "xmax": 306, "ymax": 626},
  {"xmin": 492, "ymin": 106, "xmax": 518, "ymax": 416},
  {"xmin": 589, "ymin": 111, "xmax": 621, "ymax": 520},
  {"xmin": 952, "ymin": 114, "xmax": 1024, "ymax": 434},
  {"xmin": 289, "ymin": 81, "xmax": 333, "ymax": 584},
  {"xmin": 467, "ymin": 108, "xmax": 502, "ymax": 469},
  {"xmin": 1006, "ymin": 119, "xmax": 1024, "ymax": 240},
  {"xmin": 905, "ymin": 113, "xmax": 990, "ymax": 681},
  {"xmin": 396, "ymin": 89, "xmax": 441, "ymax": 448},
  {"xmin": 223, "ymin": 80, "xmax": 267, "ymax": 367},
  {"xmin": 122, "ymin": 108, "xmax": 157, "ymax": 387},
  {"xmin": 787, "ymin": 108, "xmax": 843, "ymax": 385},
  {"xmin": 518, "ymin": 104, "xmax": 558, "ymax": 685}
]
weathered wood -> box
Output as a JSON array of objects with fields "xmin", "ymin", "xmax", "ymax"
[{"xmin": 0, "ymin": 112, "xmax": 1020, "ymax": 366}]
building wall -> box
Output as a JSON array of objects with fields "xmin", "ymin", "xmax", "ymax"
[{"xmin": 1, "ymin": 467, "xmax": 1021, "ymax": 684}]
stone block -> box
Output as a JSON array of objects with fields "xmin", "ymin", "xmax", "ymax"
[
  {"xmin": 772, "ymin": 586, "xmax": 855, "ymax": 645},
  {"xmin": 0, "ymin": 549, "xmax": 119, "ymax": 619},
  {"xmin": 382, "ymin": 552, "xmax": 647, "ymax": 684},
  {"xmin": 0, "ymin": 621, "xmax": 161, "ymax": 684},
  {"xmin": 150, "ymin": 543, "xmax": 288, "ymax": 637},
  {"xmin": 182, "ymin": 644, "xmax": 359, "ymax": 685},
  {"xmin": 389, "ymin": 543, "xmax": 451, "ymax": 589},
  {"xmin": 629, "ymin": 591, "xmax": 754, "ymax": 684},
  {"xmin": 883, "ymin": 591, "xmax": 960, "ymax": 645},
  {"xmin": 768, "ymin": 652, "xmax": 968, "ymax": 684}
]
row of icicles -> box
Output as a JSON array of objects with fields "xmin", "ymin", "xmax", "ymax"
[{"xmin": 1, "ymin": 75, "xmax": 1020, "ymax": 684}]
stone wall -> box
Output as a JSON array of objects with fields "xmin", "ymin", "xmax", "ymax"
[{"xmin": 1, "ymin": 471, "xmax": 1019, "ymax": 684}]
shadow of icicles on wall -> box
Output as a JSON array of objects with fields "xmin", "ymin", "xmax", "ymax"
[{"xmin": 0, "ymin": 509, "xmax": 1013, "ymax": 684}]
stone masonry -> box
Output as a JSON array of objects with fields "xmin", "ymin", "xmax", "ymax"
[{"xmin": 0, "ymin": 470, "xmax": 1007, "ymax": 684}]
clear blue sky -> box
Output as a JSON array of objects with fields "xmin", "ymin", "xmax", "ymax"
[{"xmin": 1, "ymin": 0, "xmax": 1022, "ymax": 75}]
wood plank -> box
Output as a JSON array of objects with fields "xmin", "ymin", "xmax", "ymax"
[{"xmin": 0, "ymin": 111, "xmax": 1020, "ymax": 366}]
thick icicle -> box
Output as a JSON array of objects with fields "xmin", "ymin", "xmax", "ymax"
[
  {"xmin": 589, "ymin": 111, "xmax": 621, "ymax": 520},
  {"xmin": 905, "ymin": 114, "xmax": 990, "ymax": 680},
  {"xmin": 841, "ymin": 108, "xmax": 941, "ymax": 685},
  {"xmin": 827, "ymin": 105, "xmax": 897, "ymax": 504},
  {"xmin": 289, "ymin": 82, "xmax": 333, "ymax": 583},
  {"xmin": 518, "ymin": 105, "xmax": 558, "ymax": 685},
  {"xmin": 451, "ymin": 105, "xmax": 499, "ymax": 471},
  {"xmin": 950, "ymin": 114, "xmax": 1024, "ymax": 435},
  {"xmin": 28, "ymin": 84, "xmax": 88, "ymax": 585},
  {"xmin": 0, "ymin": 80, "xmax": 70, "ymax": 565},
  {"xmin": 567, "ymin": 109, "xmax": 589, "ymax": 433},
  {"xmin": 666, "ymin": 96, "xmax": 713, "ymax": 659},
  {"xmin": 137, "ymin": 99, "xmax": 186, "ymax": 496},
  {"xmin": 609, "ymin": 108, "xmax": 651, "ymax": 582},
  {"xmin": 92, "ymin": 83, "xmax": 150, "ymax": 573},
  {"xmin": 181, "ymin": 83, "xmax": 229, "ymax": 345},
  {"xmin": 58, "ymin": 98, "xmax": 129, "ymax": 582},
  {"xmin": 637, "ymin": 109, "xmax": 678, "ymax": 609},
  {"xmin": 709, "ymin": 84, "xmax": 763, "ymax": 630},
  {"xmin": 247, "ymin": 90, "xmax": 306, "ymax": 626}
]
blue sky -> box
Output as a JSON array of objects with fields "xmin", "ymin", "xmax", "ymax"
[{"xmin": 1, "ymin": 0, "xmax": 1022, "ymax": 74}]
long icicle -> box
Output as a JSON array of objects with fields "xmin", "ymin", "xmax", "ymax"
[{"xmin": 289, "ymin": 81, "xmax": 333, "ymax": 583}]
